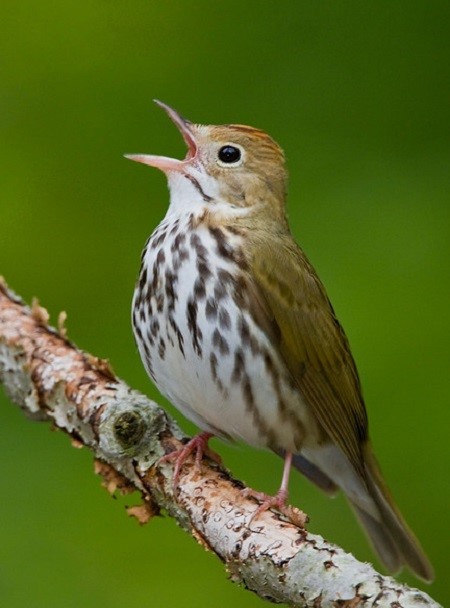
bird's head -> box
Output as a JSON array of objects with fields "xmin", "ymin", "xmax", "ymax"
[{"xmin": 126, "ymin": 101, "xmax": 288, "ymax": 219}]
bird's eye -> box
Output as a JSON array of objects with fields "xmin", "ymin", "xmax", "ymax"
[{"xmin": 218, "ymin": 145, "xmax": 242, "ymax": 164}]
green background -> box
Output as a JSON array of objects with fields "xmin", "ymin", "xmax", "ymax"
[{"xmin": 1, "ymin": 1, "xmax": 448, "ymax": 606}]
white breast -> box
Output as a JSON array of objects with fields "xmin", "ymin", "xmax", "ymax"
[{"xmin": 132, "ymin": 209, "xmax": 316, "ymax": 452}]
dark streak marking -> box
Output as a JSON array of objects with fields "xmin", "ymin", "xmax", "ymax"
[
  {"xmin": 144, "ymin": 287, "xmax": 153, "ymax": 307},
  {"xmin": 187, "ymin": 298, "xmax": 203, "ymax": 356},
  {"xmin": 138, "ymin": 267, "xmax": 148, "ymax": 291},
  {"xmin": 239, "ymin": 316, "xmax": 250, "ymax": 345},
  {"xmin": 146, "ymin": 329, "xmax": 155, "ymax": 347},
  {"xmin": 144, "ymin": 354, "xmax": 155, "ymax": 381},
  {"xmin": 217, "ymin": 268, "xmax": 234, "ymax": 285},
  {"xmin": 134, "ymin": 291, "xmax": 142, "ymax": 309},
  {"xmin": 156, "ymin": 232, "xmax": 167, "ymax": 247},
  {"xmin": 176, "ymin": 328, "xmax": 185, "ymax": 357},
  {"xmin": 165, "ymin": 269, "xmax": 177, "ymax": 309},
  {"xmin": 151, "ymin": 231, "xmax": 167, "ymax": 249},
  {"xmin": 169, "ymin": 220, "xmax": 180, "ymax": 235},
  {"xmin": 238, "ymin": 315, "xmax": 260, "ymax": 355},
  {"xmin": 242, "ymin": 375, "xmax": 254, "ymax": 411},
  {"xmin": 205, "ymin": 297, "xmax": 217, "ymax": 320},
  {"xmin": 210, "ymin": 352, "xmax": 218, "ymax": 380},
  {"xmin": 168, "ymin": 316, "xmax": 185, "ymax": 358},
  {"xmin": 156, "ymin": 293, "xmax": 164, "ymax": 312},
  {"xmin": 150, "ymin": 318, "xmax": 160, "ymax": 337},
  {"xmin": 210, "ymin": 352, "xmax": 228, "ymax": 396},
  {"xmin": 190, "ymin": 233, "xmax": 209, "ymax": 260},
  {"xmin": 225, "ymin": 225, "xmax": 244, "ymax": 236},
  {"xmin": 197, "ymin": 260, "xmax": 212, "ymax": 280},
  {"xmin": 184, "ymin": 174, "xmax": 213, "ymax": 202},
  {"xmin": 158, "ymin": 337, "xmax": 166, "ymax": 359},
  {"xmin": 156, "ymin": 248, "xmax": 165, "ymax": 266},
  {"xmin": 194, "ymin": 278, "xmax": 206, "ymax": 300},
  {"xmin": 171, "ymin": 232, "xmax": 186, "ymax": 252},
  {"xmin": 214, "ymin": 281, "xmax": 227, "ymax": 301},
  {"xmin": 218, "ymin": 308, "xmax": 231, "ymax": 330},
  {"xmin": 179, "ymin": 248, "xmax": 190, "ymax": 263},
  {"xmin": 212, "ymin": 328, "xmax": 229, "ymax": 356},
  {"xmin": 231, "ymin": 348, "xmax": 244, "ymax": 383},
  {"xmin": 209, "ymin": 226, "xmax": 234, "ymax": 260},
  {"xmin": 151, "ymin": 262, "xmax": 159, "ymax": 291}
]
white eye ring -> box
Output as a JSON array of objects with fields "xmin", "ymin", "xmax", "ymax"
[{"xmin": 216, "ymin": 143, "xmax": 245, "ymax": 168}]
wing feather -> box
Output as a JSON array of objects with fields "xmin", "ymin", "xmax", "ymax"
[{"xmin": 248, "ymin": 235, "xmax": 368, "ymax": 477}]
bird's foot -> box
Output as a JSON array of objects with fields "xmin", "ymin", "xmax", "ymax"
[
  {"xmin": 241, "ymin": 487, "xmax": 308, "ymax": 528},
  {"xmin": 159, "ymin": 432, "xmax": 221, "ymax": 487}
]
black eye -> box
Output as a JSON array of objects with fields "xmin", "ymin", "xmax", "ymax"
[{"xmin": 218, "ymin": 145, "xmax": 241, "ymax": 164}]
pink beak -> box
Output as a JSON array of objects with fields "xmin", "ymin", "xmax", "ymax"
[{"xmin": 125, "ymin": 100, "xmax": 197, "ymax": 173}]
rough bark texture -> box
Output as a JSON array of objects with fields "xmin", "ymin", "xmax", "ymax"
[{"xmin": 0, "ymin": 278, "xmax": 440, "ymax": 608}]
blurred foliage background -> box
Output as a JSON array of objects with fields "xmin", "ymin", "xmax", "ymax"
[{"xmin": 1, "ymin": 1, "xmax": 449, "ymax": 606}]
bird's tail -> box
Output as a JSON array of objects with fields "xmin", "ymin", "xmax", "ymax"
[
  {"xmin": 352, "ymin": 443, "xmax": 433, "ymax": 580},
  {"xmin": 294, "ymin": 443, "xmax": 434, "ymax": 581}
]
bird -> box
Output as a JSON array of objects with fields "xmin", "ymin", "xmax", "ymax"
[{"xmin": 126, "ymin": 100, "xmax": 433, "ymax": 581}]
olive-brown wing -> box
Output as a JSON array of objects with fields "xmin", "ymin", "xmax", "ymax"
[{"xmin": 249, "ymin": 237, "xmax": 368, "ymax": 478}]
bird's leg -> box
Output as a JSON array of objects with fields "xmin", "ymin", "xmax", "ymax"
[
  {"xmin": 242, "ymin": 451, "xmax": 292, "ymax": 515},
  {"xmin": 242, "ymin": 452, "xmax": 308, "ymax": 528},
  {"xmin": 159, "ymin": 432, "xmax": 221, "ymax": 487}
]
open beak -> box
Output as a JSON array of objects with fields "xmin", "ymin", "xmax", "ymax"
[{"xmin": 125, "ymin": 100, "xmax": 197, "ymax": 173}]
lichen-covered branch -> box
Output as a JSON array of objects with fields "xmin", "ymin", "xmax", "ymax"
[{"xmin": 0, "ymin": 278, "xmax": 440, "ymax": 608}]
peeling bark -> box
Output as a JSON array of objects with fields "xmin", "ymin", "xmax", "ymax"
[{"xmin": 0, "ymin": 279, "xmax": 441, "ymax": 608}]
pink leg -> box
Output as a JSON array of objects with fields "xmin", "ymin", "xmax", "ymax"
[
  {"xmin": 159, "ymin": 432, "xmax": 221, "ymax": 487},
  {"xmin": 242, "ymin": 452, "xmax": 308, "ymax": 528}
]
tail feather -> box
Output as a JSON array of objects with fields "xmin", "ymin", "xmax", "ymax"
[
  {"xmin": 350, "ymin": 503, "xmax": 402, "ymax": 573},
  {"xmin": 358, "ymin": 444, "xmax": 434, "ymax": 581},
  {"xmin": 293, "ymin": 443, "xmax": 434, "ymax": 581}
]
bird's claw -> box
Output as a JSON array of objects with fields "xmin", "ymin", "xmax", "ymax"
[
  {"xmin": 241, "ymin": 487, "xmax": 308, "ymax": 528},
  {"xmin": 159, "ymin": 432, "xmax": 221, "ymax": 487}
]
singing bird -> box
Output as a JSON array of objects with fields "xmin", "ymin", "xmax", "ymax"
[{"xmin": 127, "ymin": 101, "xmax": 433, "ymax": 580}]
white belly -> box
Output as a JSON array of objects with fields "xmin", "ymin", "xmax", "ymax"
[{"xmin": 132, "ymin": 212, "xmax": 316, "ymax": 452}]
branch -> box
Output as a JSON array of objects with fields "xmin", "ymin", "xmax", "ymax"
[{"xmin": 0, "ymin": 278, "xmax": 440, "ymax": 608}]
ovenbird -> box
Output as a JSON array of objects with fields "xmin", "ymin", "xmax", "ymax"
[{"xmin": 126, "ymin": 101, "xmax": 433, "ymax": 580}]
